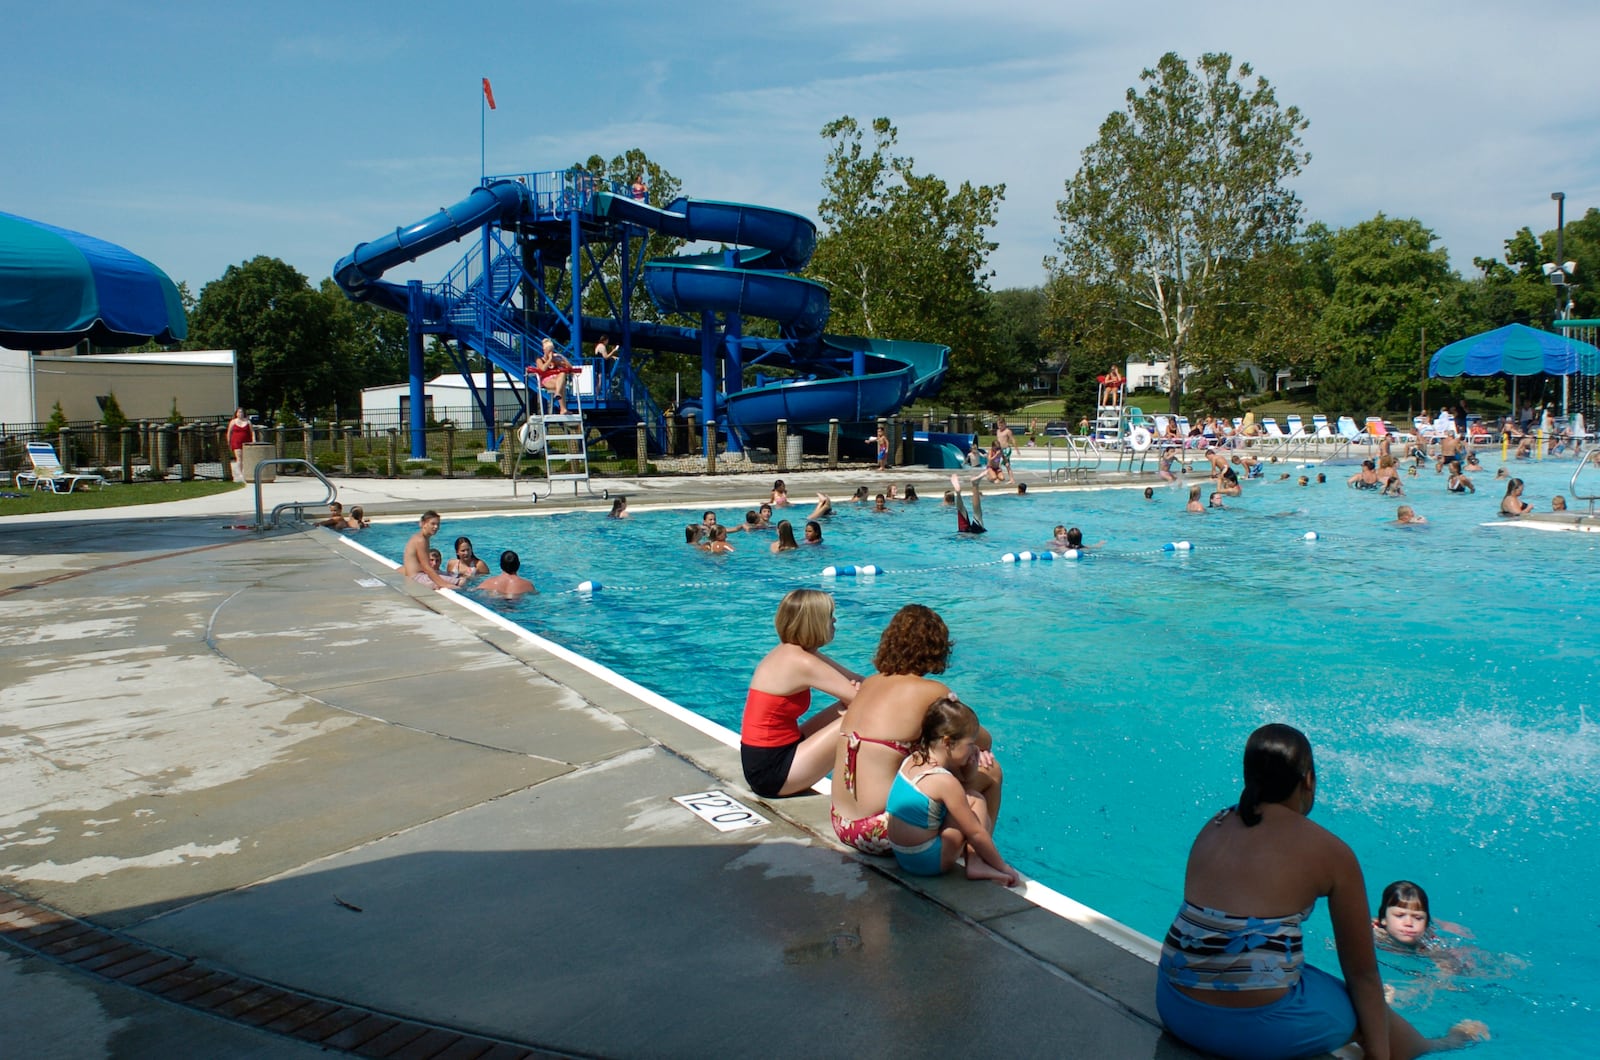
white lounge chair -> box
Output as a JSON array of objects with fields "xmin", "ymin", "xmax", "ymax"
[
  {"xmin": 16, "ymin": 442, "xmax": 105, "ymax": 493},
  {"xmin": 1285, "ymin": 414, "xmax": 1306, "ymax": 438},
  {"xmin": 1312, "ymin": 413, "xmax": 1332, "ymax": 439},
  {"xmin": 1337, "ymin": 416, "xmax": 1370, "ymax": 444},
  {"xmin": 1262, "ymin": 417, "xmax": 1288, "ymax": 440}
]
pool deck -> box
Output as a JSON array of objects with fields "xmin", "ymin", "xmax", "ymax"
[{"xmin": 0, "ymin": 468, "xmax": 1195, "ymax": 1058}]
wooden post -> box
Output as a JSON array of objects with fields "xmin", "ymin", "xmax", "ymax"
[
  {"xmin": 344, "ymin": 426, "xmax": 357, "ymax": 474},
  {"xmin": 776, "ymin": 418, "xmax": 789, "ymax": 472},
  {"xmin": 120, "ymin": 427, "xmax": 133, "ymax": 483},
  {"xmin": 386, "ymin": 428, "xmax": 398, "ymax": 477},
  {"xmin": 636, "ymin": 421, "xmax": 647, "ymax": 476},
  {"xmin": 828, "ymin": 419, "xmax": 839, "ymax": 469},
  {"xmin": 705, "ymin": 420, "xmax": 717, "ymax": 475},
  {"xmin": 443, "ymin": 422, "xmax": 456, "ymax": 478},
  {"xmin": 178, "ymin": 426, "xmax": 194, "ymax": 481}
]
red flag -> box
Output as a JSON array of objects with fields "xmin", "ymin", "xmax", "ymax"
[{"xmin": 482, "ymin": 77, "xmax": 496, "ymax": 110}]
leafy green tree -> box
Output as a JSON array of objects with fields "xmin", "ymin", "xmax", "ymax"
[
  {"xmin": 987, "ymin": 287, "xmax": 1051, "ymax": 406},
  {"xmin": 807, "ymin": 116, "xmax": 1009, "ymax": 408},
  {"xmin": 1051, "ymin": 52, "xmax": 1310, "ymax": 413},
  {"xmin": 1311, "ymin": 214, "xmax": 1458, "ymax": 411},
  {"xmin": 167, "ymin": 398, "xmax": 184, "ymax": 425},
  {"xmin": 319, "ymin": 278, "xmax": 410, "ymax": 390},
  {"xmin": 573, "ymin": 150, "xmax": 685, "ymax": 329},
  {"xmin": 189, "ymin": 257, "xmax": 355, "ymax": 417}
]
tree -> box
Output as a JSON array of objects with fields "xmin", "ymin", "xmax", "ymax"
[
  {"xmin": 1311, "ymin": 214, "xmax": 1458, "ymax": 410},
  {"xmin": 574, "ymin": 150, "xmax": 685, "ymax": 328},
  {"xmin": 44, "ymin": 400, "xmax": 68, "ymax": 433},
  {"xmin": 1051, "ymin": 52, "xmax": 1310, "ymax": 413},
  {"xmin": 99, "ymin": 391, "xmax": 128, "ymax": 431},
  {"xmin": 807, "ymin": 117, "xmax": 1009, "ymax": 408},
  {"xmin": 189, "ymin": 257, "xmax": 355, "ymax": 416}
]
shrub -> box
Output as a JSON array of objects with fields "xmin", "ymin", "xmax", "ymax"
[
  {"xmin": 474, "ymin": 463, "xmax": 502, "ymax": 478},
  {"xmin": 44, "ymin": 401, "xmax": 69, "ymax": 433},
  {"xmin": 100, "ymin": 392, "xmax": 129, "ymax": 431},
  {"xmin": 167, "ymin": 398, "xmax": 184, "ymax": 426}
]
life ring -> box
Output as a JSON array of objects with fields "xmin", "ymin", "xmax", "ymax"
[
  {"xmin": 519, "ymin": 419, "xmax": 546, "ymax": 454},
  {"xmin": 1128, "ymin": 426, "xmax": 1153, "ymax": 452}
]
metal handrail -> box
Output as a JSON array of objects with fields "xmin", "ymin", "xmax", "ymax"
[
  {"xmin": 1569, "ymin": 446, "xmax": 1600, "ymax": 515},
  {"xmin": 251, "ymin": 459, "xmax": 337, "ymax": 529}
]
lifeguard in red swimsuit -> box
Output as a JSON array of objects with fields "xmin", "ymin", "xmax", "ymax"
[
  {"xmin": 1099, "ymin": 365, "xmax": 1125, "ymax": 406},
  {"xmin": 526, "ymin": 338, "xmax": 573, "ymax": 414}
]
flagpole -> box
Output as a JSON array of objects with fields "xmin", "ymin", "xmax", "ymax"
[{"xmin": 480, "ymin": 82, "xmax": 486, "ymax": 184}]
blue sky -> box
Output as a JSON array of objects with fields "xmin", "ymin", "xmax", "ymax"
[{"xmin": 6, "ymin": 1, "xmax": 1599, "ymax": 299}]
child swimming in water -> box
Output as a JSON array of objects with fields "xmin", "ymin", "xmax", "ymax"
[
  {"xmin": 886, "ymin": 697, "xmax": 1018, "ymax": 886},
  {"xmin": 1374, "ymin": 880, "xmax": 1436, "ymax": 951}
]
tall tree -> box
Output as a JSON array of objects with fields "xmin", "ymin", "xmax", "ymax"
[
  {"xmin": 1051, "ymin": 52, "xmax": 1310, "ymax": 412},
  {"xmin": 189, "ymin": 257, "xmax": 354, "ymax": 416},
  {"xmin": 807, "ymin": 117, "xmax": 1010, "ymax": 408},
  {"xmin": 573, "ymin": 150, "xmax": 685, "ymax": 328},
  {"xmin": 1311, "ymin": 214, "xmax": 1458, "ymax": 411}
]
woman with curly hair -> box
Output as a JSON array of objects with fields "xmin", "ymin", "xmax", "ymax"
[{"xmin": 828, "ymin": 604, "xmax": 1002, "ymax": 855}]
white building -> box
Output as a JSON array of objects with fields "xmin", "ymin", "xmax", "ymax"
[
  {"xmin": 0, "ymin": 348, "xmax": 236, "ymax": 430},
  {"xmin": 358, "ymin": 370, "xmax": 598, "ymax": 429}
]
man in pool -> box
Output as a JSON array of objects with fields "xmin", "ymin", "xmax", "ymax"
[
  {"xmin": 950, "ymin": 474, "xmax": 986, "ymax": 534},
  {"xmin": 402, "ymin": 510, "xmax": 457, "ymax": 591},
  {"xmin": 478, "ymin": 550, "xmax": 537, "ymax": 596}
]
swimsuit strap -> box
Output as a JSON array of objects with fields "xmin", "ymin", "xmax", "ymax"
[{"xmin": 841, "ymin": 732, "xmax": 917, "ymax": 796}]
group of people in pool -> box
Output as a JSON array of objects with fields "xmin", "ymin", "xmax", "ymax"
[
  {"xmin": 398, "ymin": 510, "xmax": 536, "ymax": 597},
  {"xmin": 739, "ymin": 592, "xmax": 1490, "ymax": 1058}
]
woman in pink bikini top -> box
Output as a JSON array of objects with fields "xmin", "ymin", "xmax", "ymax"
[{"xmin": 828, "ymin": 604, "xmax": 1002, "ymax": 855}]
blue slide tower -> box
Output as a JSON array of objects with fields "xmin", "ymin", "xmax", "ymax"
[{"xmin": 334, "ymin": 168, "xmax": 949, "ymax": 460}]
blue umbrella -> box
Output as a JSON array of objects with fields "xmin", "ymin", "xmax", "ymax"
[
  {"xmin": 0, "ymin": 211, "xmax": 187, "ymax": 347},
  {"xmin": 1429, "ymin": 322, "xmax": 1600, "ymax": 378}
]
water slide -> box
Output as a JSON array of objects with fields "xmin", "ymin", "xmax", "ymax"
[
  {"xmin": 333, "ymin": 176, "xmax": 949, "ymax": 453},
  {"xmin": 333, "ymin": 180, "xmax": 530, "ymax": 316},
  {"xmin": 597, "ymin": 193, "xmax": 948, "ymax": 446}
]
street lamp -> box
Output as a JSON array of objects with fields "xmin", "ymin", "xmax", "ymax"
[{"xmin": 1543, "ymin": 192, "xmax": 1578, "ymax": 416}]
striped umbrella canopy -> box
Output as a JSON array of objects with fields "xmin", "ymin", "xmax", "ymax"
[
  {"xmin": 0, "ymin": 211, "xmax": 187, "ymax": 347},
  {"xmin": 1428, "ymin": 322, "xmax": 1600, "ymax": 377}
]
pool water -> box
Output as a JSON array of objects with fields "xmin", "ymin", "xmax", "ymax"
[{"xmin": 367, "ymin": 459, "xmax": 1600, "ymax": 1054}]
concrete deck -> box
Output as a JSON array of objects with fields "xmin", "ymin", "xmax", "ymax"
[{"xmin": 0, "ymin": 469, "xmax": 1191, "ymax": 1058}]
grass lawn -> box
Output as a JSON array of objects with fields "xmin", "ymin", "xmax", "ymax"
[{"xmin": 0, "ymin": 481, "xmax": 242, "ymax": 517}]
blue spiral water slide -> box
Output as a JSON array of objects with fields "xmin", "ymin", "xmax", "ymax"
[
  {"xmin": 598, "ymin": 192, "xmax": 949, "ymax": 445},
  {"xmin": 333, "ymin": 175, "xmax": 949, "ymax": 454}
]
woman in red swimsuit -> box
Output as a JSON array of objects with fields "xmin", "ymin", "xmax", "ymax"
[
  {"xmin": 829, "ymin": 604, "xmax": 1003, "ymax": 855},
  {"xmin": 526, "ymin": 338, "xmax": 573, "ymax": 414},
  {"xmin": 226, "ymin": 407, "xmax": 253, "ymax": 482},
  {"xmin": 739, "ymin": 590, "xmax": 864, "ymax": 799}
]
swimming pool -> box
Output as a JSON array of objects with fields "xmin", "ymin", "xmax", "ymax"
[{"xmin": 367, "ymin": 459, "xmax": 1599, "ymax": 1054}]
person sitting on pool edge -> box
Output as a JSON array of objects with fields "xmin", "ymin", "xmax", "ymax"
[
  {"xmin": 829, "ymin": 603, "xmax": 1001, "ymax": 855},
  {"xmin": 740, "ymin": 589, "xmax": 862, "ymax": 798},
  {"xmin": 1155, "ymin": 723, "xmax": 1489, "ymax": 1059}
]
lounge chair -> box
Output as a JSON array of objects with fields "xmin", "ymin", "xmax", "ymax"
[
  {"xmin": 1312, "ymin": 413, "xmax": 1332, "ymax": 439},
  {"xmin": 1285, "ymin": 414, "xmax": 1306, "ymax": 438},
  {"xmin": 16, "ymin": 442, "xmax": 105, "ymax": 493},
  {"xmin": 1337, "ymin": 416, "xmax": 1370, "ymax": 444},
  {"xmin": 1262, "ymin": 416, "xmax": 1288, "ymax": 440}
]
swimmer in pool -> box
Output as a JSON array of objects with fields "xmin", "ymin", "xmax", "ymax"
[
  {"xmin": 1499, "ymin": 478, "xmax": 1530, "ymax": 517},
  {"xmin": 1186, "ymin": 484, "xmax": 1205, "ymax": 513},
  {"xmin": 1395, "ymin": 505, "xmax": 1427, "ymax": 525},
  {"xmin": 950, "ymin": 474, "xmax": 985, "ymax": 534}
]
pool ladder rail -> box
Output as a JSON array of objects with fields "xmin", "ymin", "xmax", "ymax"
[{"xmin": 1568, "ymin": 445, "xmax": 1600, "ymax": 516}]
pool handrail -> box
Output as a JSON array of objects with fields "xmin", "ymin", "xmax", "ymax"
[
  {"xmin": 1569, "ymin": 446, "xmax": 1599, "ymax": 515},
  {"xmin": 252, "ymin": 459, "xmax": 337, "ymax": 529}
]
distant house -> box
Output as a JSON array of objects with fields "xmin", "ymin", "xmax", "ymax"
[
  {"xmin": 1125, "ymin": 358, "xmax": 1195, "ymax": 394},
  {"xmin": 0, "ymin": 348, "xmax": 236, "ymax": 430}
]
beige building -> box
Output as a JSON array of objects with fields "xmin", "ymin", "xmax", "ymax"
[{"xmin": 0, "ymin": 349, "xmax": 236, "ymax": 430}]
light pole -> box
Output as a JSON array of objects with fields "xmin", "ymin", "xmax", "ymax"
[{"xmin": 1542, "ymin": 192, "xmax": 1578, "ymax": 416}]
